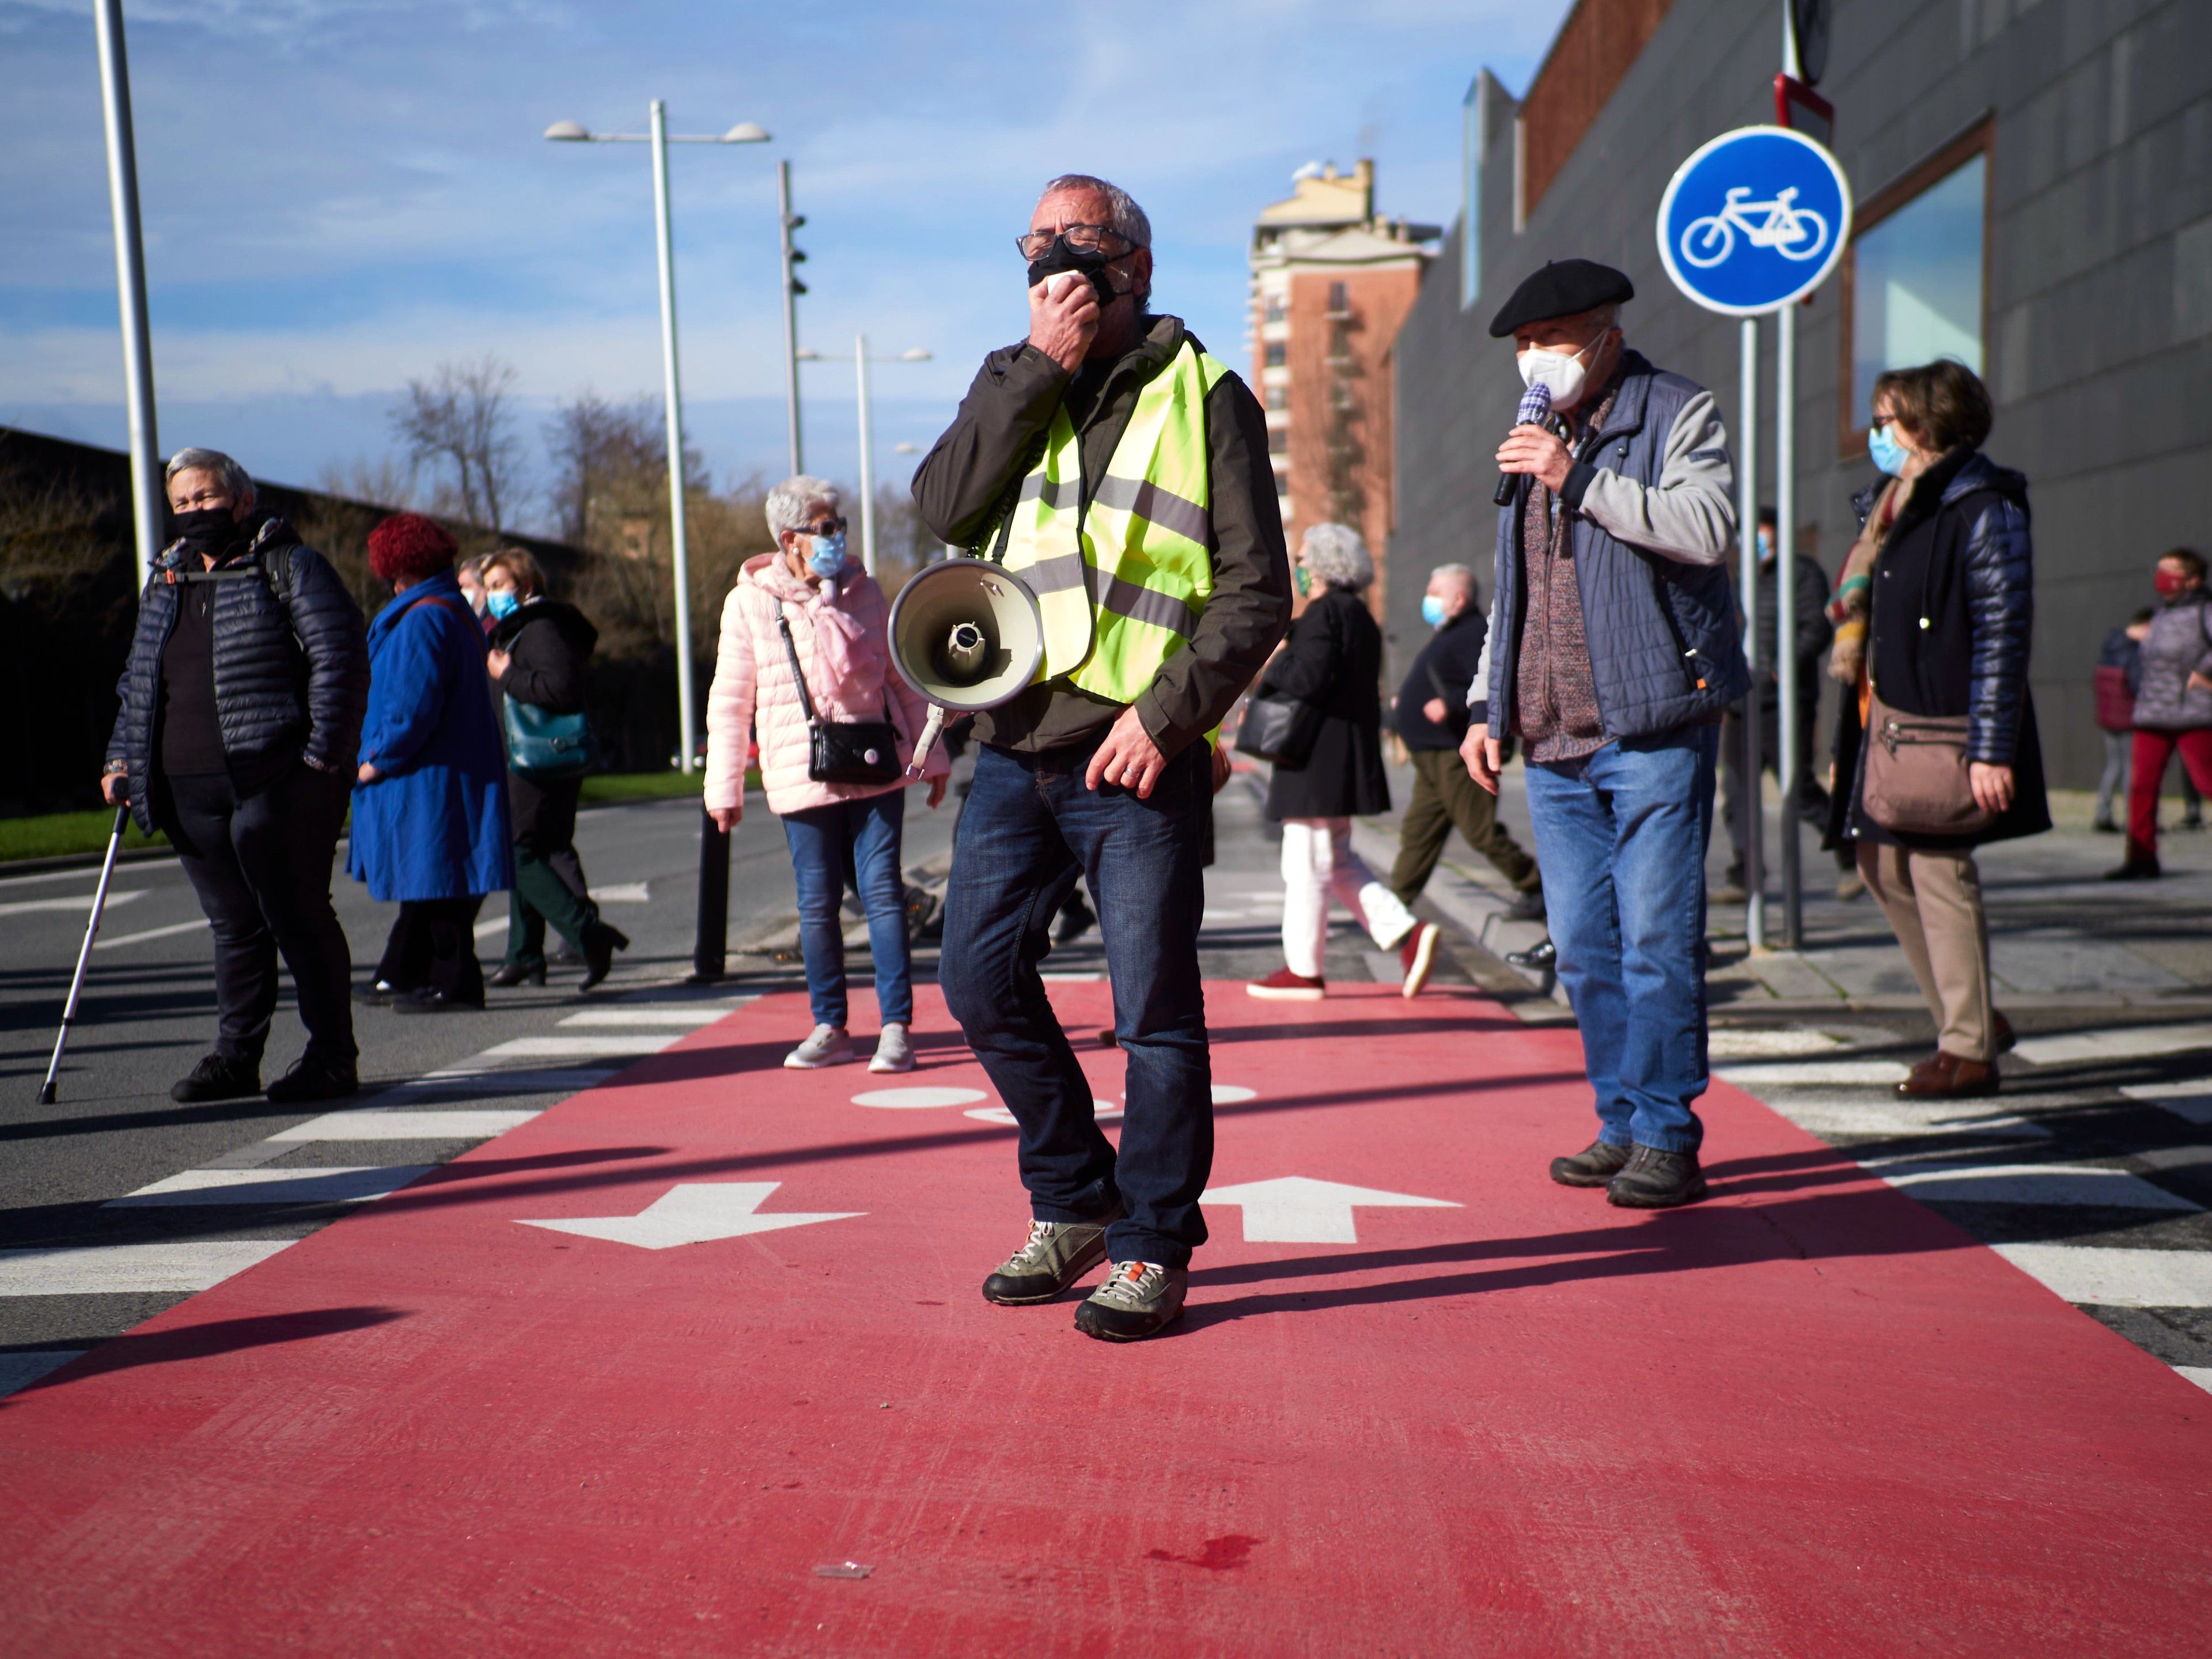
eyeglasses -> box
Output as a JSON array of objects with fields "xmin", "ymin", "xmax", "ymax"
[
  {"xmin": 1015, "ymin": 224, "xmax": 1137, "ymax": 261},
  {"xmin": 797, "ymin": 516, "xmax": 847, "ymax": 536},
  {"xmin": 1870, "ymin": 413, "xmax": 1897, "ymax": 432}
]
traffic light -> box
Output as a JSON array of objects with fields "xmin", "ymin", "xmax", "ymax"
[{"xmin": 786, "ymin": 211, "xmax": 808, "ymax": 297}]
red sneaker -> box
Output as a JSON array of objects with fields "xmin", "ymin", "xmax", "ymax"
[
  {"xmin": 1247, "ymin": 967, "xmax": 1325, "ymax": 1001},
  {"xmin": 1399, "ymin": 922, "xmax": 1440, "ymax": 998}
]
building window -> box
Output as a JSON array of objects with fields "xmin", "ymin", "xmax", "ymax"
[
  {"xmin": 1842, "ymin": 125, "xmax": 1990, "ymax": 450},
  {"xmin": 1268, "ymin": 429, "xmax": 1289, "ymax": 454},
  {"xmin": 1263, "ymin": 296, "xmax": 1285, "ymax": 323},
  {"xmin": 1326, "ymin": 281, "xmax": 1349, "ymax": 315},
  {"xmin": 1264, "ymin": 341, "xmax": 1287, "ymax": 368},
  {"xmin": 1327, "ymin": 322, "xmax": 1352, "ymax": 361},
  {"xmin": 1264, "ymin": 386, "xmax": 1289, "ymax": 411}
]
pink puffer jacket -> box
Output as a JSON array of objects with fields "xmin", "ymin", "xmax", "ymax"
[{"xmin": 703, "ymin": 551, "xmax": 947, "ymax": 817}]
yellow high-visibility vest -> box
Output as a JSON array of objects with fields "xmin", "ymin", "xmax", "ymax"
[{"xmin": 994, "ymin": 339, "xmax": 1225, "ymax": 704}]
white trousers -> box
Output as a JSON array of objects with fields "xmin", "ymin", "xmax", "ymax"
[{"xmin": 1279, "ymin": 817, "xmax": 1416, "ymax": 979}]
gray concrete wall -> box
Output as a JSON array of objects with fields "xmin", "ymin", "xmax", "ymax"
[{"xmin": 1392, "ymin": 0, "xmax": 2212, "ymax": 786}]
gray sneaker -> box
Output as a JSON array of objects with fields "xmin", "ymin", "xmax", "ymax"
[
  {"xmin": 868, "ymin": 1022, "xmax": 914, "ymax": 1074},
  {"xmin": 1074, "ymin": 1260, "xmax": 1188, "ymax": 1342},
  {"xmin": 783, "ymin": 1024, "xmax": 854, "ymax": 1070},
  {"xmin": 982, "ymin": 1214, "xmax": 1117, "ymax": 1305}
]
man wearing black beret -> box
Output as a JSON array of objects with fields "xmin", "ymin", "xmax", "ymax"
[{"xmin": 1461, "ymin": 259, "xmax": 1749, "ymax": 1207}]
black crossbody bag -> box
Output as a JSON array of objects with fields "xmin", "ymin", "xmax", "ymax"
[{"xmin": 774, "ymin": 603, "xmax": 903, "ymax": 786}]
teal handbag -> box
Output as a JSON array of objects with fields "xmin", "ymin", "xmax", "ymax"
[{"xmin": 503, "ymin": 697, "xmax": 598, "ymax": 781}]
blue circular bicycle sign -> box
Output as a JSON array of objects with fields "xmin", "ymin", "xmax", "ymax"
[{"xmin": 1656, "ymin": 126, "xmax": 1853, "ymax": 315}]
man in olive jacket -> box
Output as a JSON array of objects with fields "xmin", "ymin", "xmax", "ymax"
[{"xmin": 912, "ymin": 173, "xmax": 1290, "ymax": 1340}]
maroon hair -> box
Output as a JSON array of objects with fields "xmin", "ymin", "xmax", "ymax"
[{"xmin": 367, "ymin": 513, "xmax": 457, "ymax": 586}]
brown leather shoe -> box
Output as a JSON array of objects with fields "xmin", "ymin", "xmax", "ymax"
[{"xmin": 1897, "ymin": 1052, "xmax": 1999, "ymax": 1099}]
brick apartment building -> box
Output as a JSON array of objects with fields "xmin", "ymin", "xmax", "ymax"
[{"xmin": 1247, "ymin": 161, "xmax": 1437, "ymax": 623}]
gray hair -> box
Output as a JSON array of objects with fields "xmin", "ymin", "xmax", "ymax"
[
  {"xmin": 164, "ymin": 446, "xmax": 254, "ymax": 505},
  {"xmin": 1301, "ymin": 522, "xmax": 1374, "ymax": 592},
  {"xmin": 766, "ymin": 474, "xmax": 841, "ymax": 540},
  {"xmin": 1429, "ymin": 562, "xmax": 1476, "ymax": 593},
  {"xmin": 1039, "ymin": 173, "xmax": 1151, "ymax": 249}
]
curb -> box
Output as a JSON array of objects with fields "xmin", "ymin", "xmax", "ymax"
[{"xmin": 1348, "ymin": 818, "xmax": 1566, "ymax": 1007}]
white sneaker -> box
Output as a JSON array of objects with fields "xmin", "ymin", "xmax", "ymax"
[
  {"xmin": 869, "ymin": 1022, "xmax": 914, "ymax": 1073},
  {"xmin": 783, "ymin": 1024, "xmax": 854, "ymax": 1069}
]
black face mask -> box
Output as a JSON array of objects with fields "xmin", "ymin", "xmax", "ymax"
[
  {"xmin": 1026, "ymin": 236, "xmax": 1120, "ymax": 309},
  {"xmin": 171, "ymin": 506, "xmax": 240, "ymax": 561}
]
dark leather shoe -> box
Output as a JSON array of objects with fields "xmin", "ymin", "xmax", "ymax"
[
  {"xmin": 578, "ymin": 923, "xmax": 630, "ymax": 992},
  {"xmin": 2105, "ymin": 859, "xmax": 2160, "ymax": 881},
  {"xmin": 264, "ymin": 1053, "xmax": 359, "ymax": 1104},
  {"xmin": 1606, "ymin": 1145, "xmax": 1709, "ymax": 1209},
  {"xmin": 392, "ymin": 989, "xmax": 486, "ymax": 1014},
  {"xmin": 1505, "ymin": 888, "xmax": 1547, "ymax": 922},
  {"xmin": 1505, "ymin": 938, "xmax": 1556, "ymax": 971},
  {"xmin": 354, "ymin": 978, "xmax": 410, "ymax": 1005},
  {"xmin": 1897, "ymin": 1052, "xmax": 1999, "ymax": 1099},
  {"xmin": 171, "ymin": 1052, "xmax": 260, "ymax": 1103},
  {"xmin": 488, "ymin": 961, "xmax": 547, "ymax": 988},
  {"xmin": 1994, "ymin": 1010, "xmax": 2016, "ymax": 1055},
  {"xmin": 1550, "ymin": 1139, "xmax": 1633, "ymax": 1187}
]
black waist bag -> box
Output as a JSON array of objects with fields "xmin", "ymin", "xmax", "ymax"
[{"xmin": 775, "ymin": 603, "xmax": 903, "ymax": 786}]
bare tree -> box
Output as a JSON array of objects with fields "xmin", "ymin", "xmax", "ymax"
[
  {"xmin": 543, "ymin": 392, "xmax": 666, "ymax": 550},
  {"xmin": 391, "ymin": 355, "xmax": 527, "ymax": 531},
  {"xmin": 314, "ymin": 454, "xmax": 419, "ymax": 512}
]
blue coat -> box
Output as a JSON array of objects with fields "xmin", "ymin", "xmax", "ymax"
[{"xmin": 349, "ymin": 570, "xmax": 514, "ymax": 902}]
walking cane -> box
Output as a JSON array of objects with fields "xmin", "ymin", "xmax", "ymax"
[{"xmin": 38, "ymin": 805, "xmax": 130, "ymax": 1105}]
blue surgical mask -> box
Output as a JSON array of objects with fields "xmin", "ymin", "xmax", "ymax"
[
  {"xmin": 1293, "ymin": 565, "xmax": 1312, "ymax": 597},
  {"xmin": 807, "ymin": 531, "xmax": 848, "ymax": 579},
  {"xmin": 1756, "ymin": 529, "xmax": 1774, "ymax": 560},
  {"xmin": 485, "ymin": 589, "xmax": 520, "ymax": 620},
  {"xmin": 1421, "ymin": 594, "xmax": 1448, "ymax": 627},
  {"xmin": 1868, "ymin": 422, "xmax": 1908, "ymax": 476}
]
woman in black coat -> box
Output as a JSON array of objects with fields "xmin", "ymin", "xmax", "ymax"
[
  {"xmin": 480, "ymin": 548, "xmax": 628, "ymax": 991},
  {"xmin": 1828, "ymin": 360, "xmax": 2047, "ymax": 1099},
  {"xmin": 1247, "ymin": 523, "xmax": 1435, "ymax": 1001}
]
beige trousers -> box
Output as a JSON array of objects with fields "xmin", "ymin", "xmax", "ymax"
[{"xmin": 1857, "ymin": 842, "xmax": 1995, "ymax": 1061}]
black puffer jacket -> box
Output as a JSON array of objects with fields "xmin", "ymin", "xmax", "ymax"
[
  {"xmin": 490, "ymin": 598, "xmax": 597, "ymax": 715},
  {"xmin": 105, "ymin": 514, "xmax": 370, "ymax": 834},
  {"xmin": 1831, "ymin": 448, "xmax": 2050, "ymax": 851}
]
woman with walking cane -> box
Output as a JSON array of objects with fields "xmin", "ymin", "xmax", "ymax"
[{"xmin": 99, "ymin": 447, "xmax": 369, "ymax": 1105}]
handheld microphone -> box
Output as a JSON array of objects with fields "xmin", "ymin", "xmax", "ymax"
[{"xmin": 1493, "ymin": 382, "xmax": 1554, "ymax": 507}]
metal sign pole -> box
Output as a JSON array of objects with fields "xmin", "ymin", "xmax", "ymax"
[
  {"xmin": 1738, "ymin": 315, "xmax": 1763, "ymax": 951},
  {"xmin": 92, "ymin": 0, "xmax": 160, "ymax": 593},
  {"xmin": 855, "ymin": 333, "xmax": 877, "ymax": 577},
  {"xmin": 1775, "ymin": 297, "xmax": 1803, "ymax": 948}
]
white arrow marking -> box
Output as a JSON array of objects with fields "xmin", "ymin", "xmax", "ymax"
[
  {"xmin": 1200, "ymin": 1176, "xmax": 1460, "ymax": 1244},
  {"xmin": 516, "ymin": 1183, "xmax": 862, "ymax": 1250}
]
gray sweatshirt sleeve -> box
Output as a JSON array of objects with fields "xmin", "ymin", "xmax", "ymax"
[
  {"xmin": 1559, "ymin": 389, "xmax": 1737, "ymax": 567},
  {"xmin": 1469, "ymin": 580, "xmax": 1501, "ymax": 725}
]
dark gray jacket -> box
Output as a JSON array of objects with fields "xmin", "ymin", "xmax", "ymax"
[
  {"xmin": 1474, "ymin": 350, "xmax": 1748, "ymax": 741},
  {"xmin": 105, "ymin": 514, "xmax": 369, "ymax": 835},
  {"xmin": 911, "ymin": 314, "xmax": 1291, "ymax": 757},
  {"xmin": 2133, "ymin": 592, "xmax": 2212, "ymax": 732}
]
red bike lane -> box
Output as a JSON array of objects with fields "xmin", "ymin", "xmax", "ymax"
[{"xmin": 2, "ymin": 983, "xmax": 2207, "ymax": 1656}]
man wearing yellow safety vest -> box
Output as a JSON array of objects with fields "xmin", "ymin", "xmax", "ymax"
[{"xmin": 913, "ymin": 174, "xmax": 1291, "ymax": 1340}]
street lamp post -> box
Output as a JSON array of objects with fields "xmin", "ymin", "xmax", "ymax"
[
  {"xmin": 546, "ymin": 109, "xmax": 768, "ymax": 775},
  {"xmin": 778, "ymin": 161, "xmax": 806, "ymax": 475},
  {"xmin": 794, "ymin": 341, "xmax": 931, "ymax": 576},
  {"xmin": 92, "ymin": 0, "xmax": 160, "ymax": 592}
]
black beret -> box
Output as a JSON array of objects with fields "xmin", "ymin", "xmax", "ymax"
[{"xmin": 1488, "ymin": 259, "xmax": 1635, "ymax": 338}]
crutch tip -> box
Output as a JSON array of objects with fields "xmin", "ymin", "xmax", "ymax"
[{"xmin": 36, "ymin": 1082, "xmax": 56, "ymax": 1104}]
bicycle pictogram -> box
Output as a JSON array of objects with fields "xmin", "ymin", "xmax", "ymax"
[{"xmin": 1679, "ymin": 185, "xmax": 1830, "ymax": 268}]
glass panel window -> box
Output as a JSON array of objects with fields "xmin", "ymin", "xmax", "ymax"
[
  {"xmin": 1268, "ymin": 428, "xmax": 1289, "ymax": 454},
  {"xmin": 1327, "ymin": 280, "xmax": 1349, "ymax": 313},
  {"xmin": 1850, "ymin": 155, "xmax": 1984, "ymax": 434},
  {"xmin": 1264, "ymin": 341, "xmax": 1287, "ymax": 368},
  {"xmin": 1263, "ymin": 296, "xmax": 1286, "ymax": 323},
  {"xmin": 1264, "ymin": 386, "xmax": 1289, "ymax": 411}
]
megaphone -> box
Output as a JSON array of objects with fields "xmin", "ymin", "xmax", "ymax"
[{"xmin": 888, "ymin": 555, "xmax": 1046, "ymax": 777}]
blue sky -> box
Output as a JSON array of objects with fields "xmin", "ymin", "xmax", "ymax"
[{"xmin": 2, "ymin": 0, "xmax": 1570, "ymax": 524}]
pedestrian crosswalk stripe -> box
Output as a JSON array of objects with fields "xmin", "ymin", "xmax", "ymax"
[
  {"xmin": 2118, "ymin": 1081, "xmax": 2212, "ymax": 1126},
  {"xmin": 1718, "ymin": 1059, "xmax": 1911, "ymax": 1086},
  {"xmin": 109, "ymin": 1166, "xmax": 436, "ymax": 1206},
  {"xmin": 1764, "ymin": 1099, "xmax": 2049, "ymax": 1139},
  {"xmin": 1872, "ymin": 1160, "xmax": 2198, "ymax": 1210},
  {"xmin": 558, "ymin": 1008, "xmax": 730, "ymax": 1027},
  {"xmin": 1992, "ymin": 1244, "xmax": 2212, "ymax": 1308},
  {"xmin": 475, "ymin": 1034, "xmax": 684, "ymax": 1058},
  {"xmin": 1708, "ymin": 1028, "xmax": 1849, "ymax": 1059},
  {"xmin": 93, "ymin": 918, "xmax": 211, "ymax": 950},
  {"xmin": 0, "ymin": 1241, "xmax": 293, "ymax": 1296},
  {"xmin": 2012, "ymin": 1022, "xmax": 2212, "ymax": 1066},
  {"xmin": 2180, "ymin": 1367, "xmax": 2212, "ymax": 1395},
  {"xmin": 268, "ymin": 1109, "xmax": 540, "ymax": 1142}
]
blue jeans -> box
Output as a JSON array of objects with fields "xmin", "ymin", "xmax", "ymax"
[
  {"xmin": 1522, "ymin": 725, "xmax": 1718, "ymax": 1155},
  {"xmin": 781, "ymin": 789, "xmax": 912, "ymax": 1030},
  {"xmin": 939, "ymin": 736, "xmax": 1213, "ymax": 1269}
]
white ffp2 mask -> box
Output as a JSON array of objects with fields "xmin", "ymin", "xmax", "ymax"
[{"xmin": 1516, "ymin": 331, "xmax": 1608, "ymax": 408}]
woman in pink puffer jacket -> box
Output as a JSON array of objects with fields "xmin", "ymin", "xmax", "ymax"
[{"xmin": 703, "ymin": 477, "xmax": 949, "ymax": 1073}]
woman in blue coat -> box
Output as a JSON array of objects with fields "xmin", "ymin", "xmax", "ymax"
[{"xmin": 350, "ymin": 513, "xmax": 514, "ymax": 1010}]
